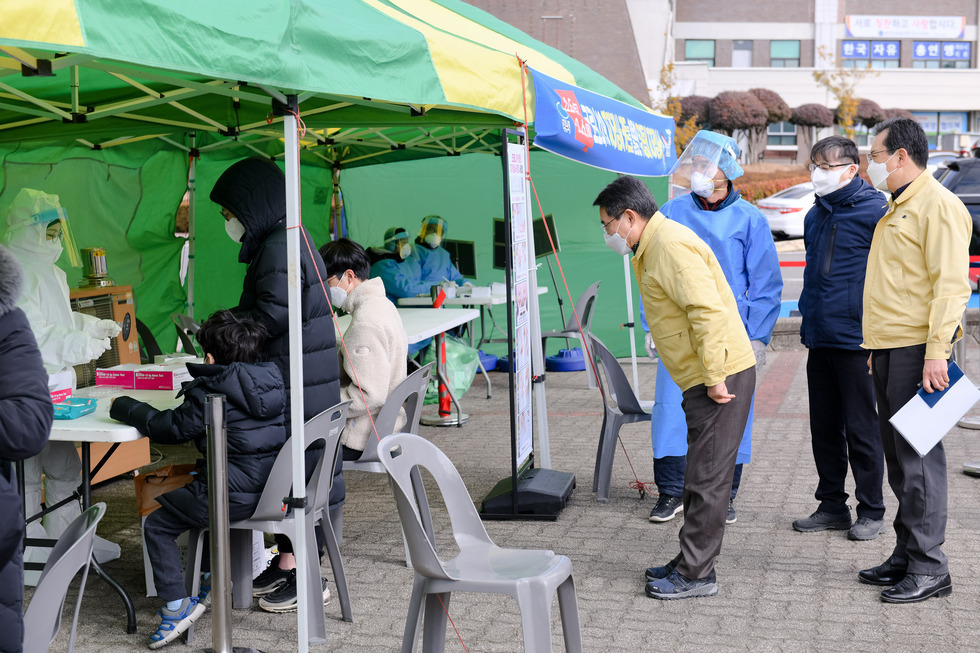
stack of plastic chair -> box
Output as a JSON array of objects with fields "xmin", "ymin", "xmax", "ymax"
[
  {"xmin": 23, "ymin": 502, "xmax": 106, "ymax": 653},
  {"xmin": 589, "ymin": 334, "xmax": 655, "ymax": 503},
  {"xmin": 183, "ymin": 402, "xmax": 353, "ymax": 645},
  {"xmin": 378, "ymin": 433, "xmax": 582, "ymax": 653}
]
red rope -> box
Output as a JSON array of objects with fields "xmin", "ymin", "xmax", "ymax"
[
  {"xmin": 437, "ymin": 594, "xmax": 469, "ymax": 653},
  {"xmin": 516, "ymin": 55, "xmax": 651, "ymax": 498}
]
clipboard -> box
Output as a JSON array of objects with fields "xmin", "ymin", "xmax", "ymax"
[{"xmin": 888, "ymin": 361, "xmax": 980, "ymax": 457}]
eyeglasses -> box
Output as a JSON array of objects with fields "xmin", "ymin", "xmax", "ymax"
[
  {"xmin": 600, "ymin": 213, "xmax": 622, "ymax": 234},
  {"xmin": 808, "ymin": 162, "xmax": 853, "ymax": 172},
  {"xmin": 866, "ymin": 149, "xmax": 893, "ymax": 164}
]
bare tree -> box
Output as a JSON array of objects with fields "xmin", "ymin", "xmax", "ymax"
[{"xmin": 747, "ymin": 88, "xmax": 791, "ymax": 162}]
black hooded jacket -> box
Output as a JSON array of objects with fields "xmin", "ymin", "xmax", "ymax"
[
  {"xmin": 0, "ymin": 244, "xmax": 52, "ymax": 651},
  {"xmin": 110, "ymin": 361, "xmax": 287, "ymax": 524},
  {"xmin": 209, "ymin": 158, "xmax": 343, "ymax": 507}
]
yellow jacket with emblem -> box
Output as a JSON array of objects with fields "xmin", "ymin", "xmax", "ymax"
[
  {"xmin": 632, "ymin": 212, "xmax": 756, "ymax": 391},
  {"xmin": 862, "ymin": 171, "xmax": 972, "ymax": 359}
]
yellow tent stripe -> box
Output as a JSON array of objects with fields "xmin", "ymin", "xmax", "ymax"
[
  {"xmin": 0, "ymin": 0, "xmax": 84, "ymax": 48},
  {"xmin": 364, "ymin": 0, "xmax": 574, "ymax": 120}
]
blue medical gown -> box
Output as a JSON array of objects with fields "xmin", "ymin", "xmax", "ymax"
[
  {"xmin": 411, "ymin": 244, "xmax": 464, "ymax": 286},
  {"xmin": 370, "ymin": 257, "xmax": 429, "ymax": 303},
  {"xmin": 642, "ymin": 191, "xmax": 782, "ymax": 463}
]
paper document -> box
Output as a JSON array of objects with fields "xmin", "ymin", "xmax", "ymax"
[{"xmin": 889, "ymin": 361, "xmax": 980, "ymax": 457}]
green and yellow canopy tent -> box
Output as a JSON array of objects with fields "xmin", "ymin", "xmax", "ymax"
[{"xmin": 1, "ymin": 1, "xmax": 675, "ymax": 646}]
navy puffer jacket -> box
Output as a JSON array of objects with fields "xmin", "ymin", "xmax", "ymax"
[
  {"xmin": 110, "ymin": 362, "xmax": 286, "ymax": 524},
  {"xmin": 210, "ymin": 158, "xmax": 344, "ymax": 507},
  {"xmin": 799, "ymin": 177, "xmax": 887, "ymax": 349},
  {"xmin": 0, "ymin": 244, "xmax": 52, "ymax": 652}
]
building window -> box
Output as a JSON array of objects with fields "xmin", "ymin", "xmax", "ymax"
[
  {"xmin": 767, "ymin": 121, "xmax": 797, "ymax": 146},
  {"xmin": 685, "ymin": 40, "xmax": 715, "ymax": 66},
  {"xmin": 841, "ymin": 40, "xmax": 899, "ymax": 68},
  {"xmin": 770, "ymin": 40, "xmax": 800, "ymax": 67},
  {"xmin": 846, "ymin": 125, "xmax": 871, "ymax": 148},
  {"xmin": 910, "ymin": 111, "xmax": 969, "ymax": 148},
  {"xmin": 732, "ymin": 40, "xmax": 753, "ymax": 67},
  {"xmin": 912, "ymin": 41, "xmax": 971, "ymax": 68}
]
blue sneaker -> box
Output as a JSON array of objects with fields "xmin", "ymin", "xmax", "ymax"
[
  {"xmin": 148, "ymin": 597, "xmax": 205, "ymax": 649},
  {"xmin": 645, "ymin": 569, "xmax": 718, "ymax": 600}
]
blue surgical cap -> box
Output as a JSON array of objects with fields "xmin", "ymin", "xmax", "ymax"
[{"xmin": 687, "ymin": 130, "xmax": 744, "ymax": 180}]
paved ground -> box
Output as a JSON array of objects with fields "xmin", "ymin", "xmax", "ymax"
[{"xmin": 35, "ymin": 340, "xmax": 980, "ymax": 652}]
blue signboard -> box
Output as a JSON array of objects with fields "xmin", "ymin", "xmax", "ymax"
[
  {"xmin": 943, "ymin": 41, "xmax": 971, "ymax": 59},
  {"xmin": 913, "ymin": 41, "xmax": 942, "ymax": 58},
  {"xmin": 841, "ymin": 41, "xmax": 869, "ymax": 58},
  {"xmin": 913, "ymin": 41, "xmax": 969, "ymax": 59},
  {"xmin": 530, "ymin": 68, "xmax": 676, "ymax": 177},
  {"xmin": 871, "ymin": 40, "xmax": 901, "ymax": 58}
]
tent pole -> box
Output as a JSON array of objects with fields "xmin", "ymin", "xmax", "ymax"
[
  {"xmin": 623, "ymin": 255, "xmax": 640, "ymax": 395},
  {"xmin": 283, "ymin": 103, "xmax": 315, "ymax": 650},
  {"xmin": 186, "ymin": 132, "xmax": 196, "ymax": 319}
]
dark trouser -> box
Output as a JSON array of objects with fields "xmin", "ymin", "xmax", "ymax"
[
  {"xmin": 655, "ymin": 456, "xmax": 743, "ymax": 501},
  {"xmin": 144, "ymin": 507, "xmax": 201, "ymax": 602},
  {"xmin": 675, "ymin": 366, "xmax": 755, "ymax": 580},
  {"xmin": 806, "ymin": 348, "xmax": 885, "ymax": 519},
  {"xmin": 274, "ymin": 442, "xmax": 345, "ymax": 559},
  {"xmin": 871, "ymin": 345, "xmax": 948, "ymax": 575},
  {"xmin": 0, "ymin": 549, "xmax": 24, "ymax": 652}
]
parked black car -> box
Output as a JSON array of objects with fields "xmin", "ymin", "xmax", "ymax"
[{"xmin": 934, "ymin": 158, "xmax": 980, "ymax": 260}]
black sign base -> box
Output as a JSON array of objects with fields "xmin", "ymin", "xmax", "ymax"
[{"xmin": 480, "ymin": 468, "xmax": 576, "ymax": 520}]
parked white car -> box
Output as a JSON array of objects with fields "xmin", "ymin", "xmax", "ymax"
[
  {"xmin": 757, "ymin": 182, "xmax": 814, "ymax": 240},
  {"xmin": 927, "ymin": 151, "xmax": 961, "ymax": 176}
]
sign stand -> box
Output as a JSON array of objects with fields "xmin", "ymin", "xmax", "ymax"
[{"xmin": 481, "ymin": 128, "xmax": 574, "ymax": 521}]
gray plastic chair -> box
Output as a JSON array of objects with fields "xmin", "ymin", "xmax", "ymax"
[
  {"xmin": 541, "ymin": 281, "xmax": 600, "ymax": 388},
  {"xmin": 183, "ymin": 402, "xmax": 352, "ymax": 645},
  {"xmin": 23, "ymin": 502, "xmax": 106, "ymax": 653},
  {"xmin": 589, "ymin": 334, "xmax": 655, "ymax": 503},
  {"xmin": 378, "ymin": 433, "xmax": 582, "ymax": 653},
  {"xmin": 343, "ymin": 363, "xmax": 434, "ymax": 567},
  {"xmin": 170, "ymin": 312, "xmax": 200, "ymax": 356}
]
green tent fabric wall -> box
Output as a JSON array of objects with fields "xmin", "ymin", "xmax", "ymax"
[
  {"xmin": 0, "ymin": 141, "xmax": 189, "ymax": 352},
  {"xmin": 338, "ymin": 150, "xmax": 668, "ymax": 358}
]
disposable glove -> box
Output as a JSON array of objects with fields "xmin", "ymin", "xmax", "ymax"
[
  {"xmin": 85, "ymin": 336, "xmax": 112, "ymax": 361},
  {"xmin": 644, "ymin": 331, "xmax": 657, "ymax": 359},
  {"xmin": 751, "ymin": 339, "xmax": 767, "ymax": 368},
  {"xmin": 90, "ymin": 319, "xmax": 121, "ymax": 339}
]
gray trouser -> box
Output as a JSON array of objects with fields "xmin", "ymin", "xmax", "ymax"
[
  {"xmin": 871, "ymin": 345, "xmax": 948, "ymax": 575},
  {"xmin": 676, "ymin": 366, "xmax": 756, "ymax": 580}
]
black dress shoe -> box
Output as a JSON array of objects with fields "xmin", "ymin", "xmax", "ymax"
[
  {"xmin": 880, "ymin": 573, "xmax": 952, "ymax": 604},
  {"xmin": 858, "ymin": 555, "xmax": 908, "ymax": 586}
]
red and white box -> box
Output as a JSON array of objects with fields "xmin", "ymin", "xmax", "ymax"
[
  {"xmin": 134, "ymin": 362, "xmax": 193, "ymax": 391},
  {"xmin": 47, "ymin": 367, "xmax": 74, "ymax": 403},
  {"xmin": 95, "ymin": 363, "xmax": 141, "ymax": 389}
]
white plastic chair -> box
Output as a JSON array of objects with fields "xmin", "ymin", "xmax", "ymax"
[
  {"xmin": 541, "ymin": 281, "xmax": 600, "ymax": 388},
  {"xmin": 589, "ymin": 334, "xmax": 654, "ymax": 503},
  {"xmin": 378, "ymin": 433, "xmax": 582, "ymax": 653},
  {"xmin": 170, "ymin": 312, "xmax": 200, "ymax": 356},
  {"xmin": 183, "ymin": 402, "xmax": 352, "ymax": 645},
  {"xmin": 23, "ymin": 502, "xmax": 106, "ymax": 653}
]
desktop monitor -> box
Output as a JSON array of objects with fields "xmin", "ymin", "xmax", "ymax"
[
  {"xmin": 441, "ymin": 239, "xmax": 478, "ymax": 278},
  {"xmin": 492, "ymin": 214, "xmax": 560, "ymax": 270}
]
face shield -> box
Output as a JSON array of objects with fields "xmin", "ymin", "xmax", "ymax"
[
  {"xmin": 670, "ymin": 131, "xmax": 744, "ymax": 199},
  {"xmin": 383, "ymin": 227, "xmax": 412, "ymax": 260},
  {"xmin": 3, "ymin": 189, "xmax": 81, "ymax": 267},
  {"xmin": 419, "ymin": 215, "xmax": 446, "ymax": 249}
]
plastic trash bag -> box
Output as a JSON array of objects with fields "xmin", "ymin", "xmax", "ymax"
[{"xmin": 421, "ymin": 334, "xmax": 479, "ymax": 404}]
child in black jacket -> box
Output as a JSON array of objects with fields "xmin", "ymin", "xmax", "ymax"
[{"xmin": 110, "ymin": 310, "xmax": 286, "ymax": 650}]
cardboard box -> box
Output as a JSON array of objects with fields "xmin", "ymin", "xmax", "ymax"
[
  {"xmin": 77, "ymin": 438, "xmax": 152, "ymax": 485},
  {"xmin": 47, "ymin": 367, "xmax": 73, "ymax": 403},
  {"xmin": 135, "ymin": 363, "xmax": 192, "ymax": 390},
  {"xmin": 95, "ymin": 363, "xmax": 141, "ymax": 388}
]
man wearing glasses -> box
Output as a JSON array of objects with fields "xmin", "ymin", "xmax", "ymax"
[
  {"xmin": 794, "ymin": 135, "xmax": 888, "ymax": 541},
  {"xmin": 860, "ymin": 117, "xmax": 971, "ymax": 603},
  {"xmin": 594, "ymin": 175, "xmax": 757, "ymax": 600}
]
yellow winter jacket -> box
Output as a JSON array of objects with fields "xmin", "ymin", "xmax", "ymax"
[
  {"xmin": 632, "ymin": 212, "xmax": 756, "ymax": 391},
  {"xmin": 862, "ymin": 171, "xmax": 972, "ymax": 359}
]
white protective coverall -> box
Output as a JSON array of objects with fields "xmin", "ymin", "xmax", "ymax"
[{"xmin": 1, "ymin": 189, "xmax": 122, "ymax": 570}]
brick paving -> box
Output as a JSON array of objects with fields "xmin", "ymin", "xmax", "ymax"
[{"xmin": 38, "ymin": 342, "xmax": 980, "ymax": 652}]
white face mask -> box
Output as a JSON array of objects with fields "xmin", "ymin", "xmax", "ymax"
[
  {"xmin": 690, "ymin": 172, "xmax": 719, "ymax": 198},
  {"xmin": 867, "ymin": 152, "xmax": 897, "ymax": 191},
  {"xmin": 329, "ymin": 275, "xmax": 350, "ymax": 309},
  {"xmin": 399, "ymin": 243, "xmax": 412, "ymax": 259},
  {"xmin": 811, "ymin": 165, "xmax": 856, "ymax": 197},
  {"xmin": 603, "ymin": 216, "xmax": 633, "ymax": 256},
  {"xmin": 224, "ymin": 217, "xmax": 246, "ymax": 243},
  {"xmin": 423, "ymin": 232, "xmax": 441, "ymax": 248}
]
